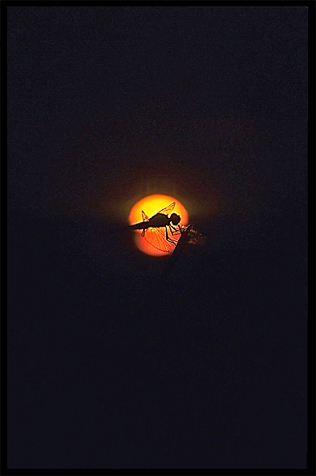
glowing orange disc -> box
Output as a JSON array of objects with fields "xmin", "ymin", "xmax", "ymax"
[{"xmin": 128, "ymin": 194, "xmax": 189, "ymax": 256}]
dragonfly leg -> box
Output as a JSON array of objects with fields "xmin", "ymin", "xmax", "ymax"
[
  {"xmin": 165, "ymin": 227, "xmax": 177, "ymax": 245},
  {"xmin": 169, "ymin": 224, "xmax": 181, "ymax": 236}
]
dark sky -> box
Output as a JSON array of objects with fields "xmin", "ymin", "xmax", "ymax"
[{"xmin": 7, "ymin": 6, "xmax": 308, "ymax": 470}]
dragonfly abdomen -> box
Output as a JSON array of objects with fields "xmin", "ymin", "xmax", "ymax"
[{"xmin": 130, "ymin": 222, "xmax": 151, "ymax": 230}]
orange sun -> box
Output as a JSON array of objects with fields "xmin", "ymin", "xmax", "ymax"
[{"xmin": 128, "ymin": 194, "xmax": 189, "ymax": 256}]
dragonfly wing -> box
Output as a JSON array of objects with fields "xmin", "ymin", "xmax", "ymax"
[
  {"xmin": 157, "ymin": 202, "xmax": 175, "ymax": 216},
  {"xmin": 144, "ymin": 227, "xmax": 178, "ymax": 253},
  {"xmin": 142, "ymin": 210, "xmax": 149, "ymax": 221}
]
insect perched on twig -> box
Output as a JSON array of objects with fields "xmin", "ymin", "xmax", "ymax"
[{"xmin": 130, "ymin": 202, "xmax": 205, "ymax": 253}]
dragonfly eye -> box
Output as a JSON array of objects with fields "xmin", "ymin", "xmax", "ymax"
[{"xmin": 170, "ymin": 213, "xmax": 180, "ymax": 225}]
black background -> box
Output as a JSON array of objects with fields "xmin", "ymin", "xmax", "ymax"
[{"xmin": 7, "ymin": 6, "xmax": 308, "ymax": 469}]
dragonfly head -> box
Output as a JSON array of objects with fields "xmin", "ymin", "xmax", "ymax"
[{"xmin": 170, "ymin": 213, "xmax": 181, "ymax": 225}]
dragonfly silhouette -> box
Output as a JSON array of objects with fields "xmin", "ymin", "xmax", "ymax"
[{"xmin": 130, "ymin": 202, "xmax": 184, "ymax": 253}]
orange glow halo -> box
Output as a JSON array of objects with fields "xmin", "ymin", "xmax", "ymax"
[{"xmin": 128, "ymin": 194, "xmax": 189, "ymax": 256}]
